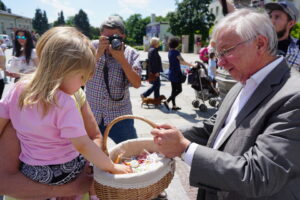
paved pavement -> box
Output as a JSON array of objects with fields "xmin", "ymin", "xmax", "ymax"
[{"xmin": 2, "ymin": 49, "xmax": 218, "ymax": 200}]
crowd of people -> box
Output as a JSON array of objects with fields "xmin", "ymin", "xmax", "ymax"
[{"xmin": 0, "ymin": 1, "xmax": 300, "ymax": 200}]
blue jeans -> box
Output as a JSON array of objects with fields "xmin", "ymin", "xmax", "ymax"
[
  {"xmin": 142, "ymin": 77, "xmax": 161, "ymax": 99},
  {"xmin": 99, "ymin": 118, "xmax": 137, "ymax": 144}
]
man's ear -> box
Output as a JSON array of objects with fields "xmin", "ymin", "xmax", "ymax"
[
  {"xmin": 287, "ymin": 20, "xmax": 296, "ymax": 30},
  {"xmin": 256, "ymin": 35, "xmax": 268, "ymax": 52}
]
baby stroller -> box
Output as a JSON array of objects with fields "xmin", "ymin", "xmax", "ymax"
[{"xmin": 188, "ymin": 61, "xmax": 220, "ymax": 112}]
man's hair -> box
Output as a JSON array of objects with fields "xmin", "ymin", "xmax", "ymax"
[
  {"xmin": 212, "ymin": 8, "xmax": 278, "ymax": 56},
  {"xmin": 168, "ymin": 37, "xmax": 180, "ymax": 49},
  {"xmin": 19, "ymin": 26, "xmax": 96, "ymax": 116},
  {"xmin": 100, "ymin": 16, "xmax": 125, "ymax": 34}
]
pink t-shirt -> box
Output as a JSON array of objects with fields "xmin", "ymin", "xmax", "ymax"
[{"xmin": 0, "ymin": 84, "xmax": 87, "ymax": 165}]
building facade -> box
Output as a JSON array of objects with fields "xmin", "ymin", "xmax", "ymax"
[
  {"xmin": 144, "ymin": 14, "xmax": 173, "ymax": 51},
  {"xmin": 0, "ymin": 10, "xmax": 32, "ymax": 40}
]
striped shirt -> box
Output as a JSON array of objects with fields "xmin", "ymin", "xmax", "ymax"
[
  {"xmin": 286, "ymin": 37, "xmax": 300, "ymax": 71},
  {"xmin": 86, "ymin": 40, "xmax": 141, "ymax": 125}
]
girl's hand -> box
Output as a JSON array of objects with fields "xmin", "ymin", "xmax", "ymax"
[
  {"xmin": 5, "ymin": 71, "xmax": 20, "ymax": 78},
  {"xmin": 110, "ymin": 163, "xmax": 132, "ymax": 174}
]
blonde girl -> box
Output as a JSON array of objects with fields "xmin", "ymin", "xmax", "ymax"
[{"xmin": 0, "ymin": 27, "xmax": 131, "ymax": 186}]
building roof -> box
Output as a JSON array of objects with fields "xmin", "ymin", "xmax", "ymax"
[{"xmin": 0, "ymin": 10, "xmax": 32, "ymax": 20}]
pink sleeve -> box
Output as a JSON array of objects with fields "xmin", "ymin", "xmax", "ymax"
[{"xmin": 56, "ymin": 93, "xmax": 87, "ymax": 138}]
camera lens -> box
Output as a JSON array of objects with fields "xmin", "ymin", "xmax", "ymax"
[{"xmin": 111, "ymin": 38, "xmax": 122, "ymax": 50}]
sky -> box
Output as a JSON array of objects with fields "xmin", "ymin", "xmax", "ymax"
[{"xmin": 4, "ymin": 0, "xmax": 179, "ymax": 27}]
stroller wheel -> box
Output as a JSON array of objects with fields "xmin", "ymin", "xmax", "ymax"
[
  {"xmin": 199, "ymin": 104, "xmax": 207, "ymax": 112},
  {"xmin": 192, "ymin": 100, "xmax": 200, "ymax": 108},
  {"xmin": 209, "ymin": 99, "xmax": 217, "ymax": 107}
]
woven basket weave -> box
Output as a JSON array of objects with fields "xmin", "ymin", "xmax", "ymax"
[{"xmin": 93, "ymin": 115, "xmax": 175, "ymax": 200}]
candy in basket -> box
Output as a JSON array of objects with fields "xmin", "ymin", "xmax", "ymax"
[{"xmin": 93, "ymin": 115, "xmax": 175, "ymax": 200}]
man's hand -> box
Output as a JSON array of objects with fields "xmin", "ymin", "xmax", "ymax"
[
  {"xmin": 96, "ymin": 36, "xmax": 110, "ymax": 60},
  {"xmin": 109, "ymin": 43, "xmax": 126, "ymax": 64},
  {"xmin": 151, "ymin": 124, "xmax": 191, "ymax": 158}
]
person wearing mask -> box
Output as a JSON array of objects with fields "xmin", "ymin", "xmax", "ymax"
[{"xmin": 151, "ymin": 9, "xmax": 300, "ymax": 200}]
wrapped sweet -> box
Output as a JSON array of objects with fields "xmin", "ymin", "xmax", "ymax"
[{"xmin": 117, "ymin": 150, "xmax": 165, "ymax": 173}]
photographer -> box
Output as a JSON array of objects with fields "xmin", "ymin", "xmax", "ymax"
[{"xmin": 86, "ymin": 16, "xmax": 142, "ymax": 144}]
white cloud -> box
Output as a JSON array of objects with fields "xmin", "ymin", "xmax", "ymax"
[
  {"xmin": 39, "ymin": 0, "xmax": 77, "ymax": 18},
  {"xmin": 118, "ymin": 0, "xmax": 150, "ymax": 9}
]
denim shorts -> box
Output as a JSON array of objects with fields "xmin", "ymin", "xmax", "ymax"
[
  {"xmin": 20, "ymin": 155, "xmax": 86, "ymax": 185},
  {"xmin": 99, "ymin": 118, "xmax": 137, "ymax": 144}
]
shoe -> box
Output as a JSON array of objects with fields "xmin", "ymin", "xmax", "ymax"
[
  {"xmin": 172, "ymin": 106, "xmax": 181, "ymax": 110},
  {"xmin": 163, "ymin": 100, "xmax": 170, "ymax": 111},
  {"xmin": 140, "ymin": 94, "xmax": 145, "ymax": 100}
]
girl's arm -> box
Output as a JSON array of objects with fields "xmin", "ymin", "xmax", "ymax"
[
  {"xmin": 81, "ymin": 101, "xmax": 102, "ymax": 147},
  {"xmin": 0, "ymin": 118, "xmax": 10, "ymax": 136},
  {"xmin": 70, "ymin": 135, "xmax": 132, "ymax": 174},
  {"xmin": 177, "ymin": 55, "xmax": 194, "ymax": 67}
]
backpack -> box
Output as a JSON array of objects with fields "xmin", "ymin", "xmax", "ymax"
[{"xmin": 199, "ymin": 47, "xmax": 209, "ymax": 63}]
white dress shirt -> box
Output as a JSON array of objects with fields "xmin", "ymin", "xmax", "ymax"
[{"xmin": 183, "ymin": 56, "xmax": 284, "ymax": 166}]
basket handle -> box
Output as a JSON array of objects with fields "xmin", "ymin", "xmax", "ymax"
[{"xmin": 102, "ymin": 115, "xmax": 158, "ymax": 155}]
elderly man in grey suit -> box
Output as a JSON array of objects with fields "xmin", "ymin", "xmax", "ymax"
[{"xmin": 151, "ymin": 8, "xmax": 300, "ymax": 200}]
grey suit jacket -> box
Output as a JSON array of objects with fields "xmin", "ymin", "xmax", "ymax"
[{"xmin": 182, "ymin": 60, "xmax": 300, "ymax": 200}]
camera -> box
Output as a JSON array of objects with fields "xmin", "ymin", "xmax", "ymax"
[{"xmin": 108, "ymin": 34, "xmax": 123, "ymax": 50}]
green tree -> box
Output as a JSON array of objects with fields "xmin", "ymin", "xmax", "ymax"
[
  {"xmin": 90, "ymin": 26, "xmax": 100, "ymax": 40},
  {"xmin": 168, "ymin": 0, "xmax": 215, "ymax": 51},
  {"xmin": 32, "ymin": 9, "xmax": 49, "ymax": 35},
  {"xmin": 66, "ymin": 16, "xmax": 75, "ymax": 26},
  {"xmin": 74, "ymin": 9, "xmax": 91, "ymax": 38},
  {"xmin": 42, "ymin": 11, "xmax": 50, "ymax": 32},
  {"xmin": 53, "ymin": 11, "xmax": 65, "ymax": 27},
  {"xmin": 125, "ymin": 14, "xmax": 150, "ymax": 45},
  {"xmin": 0, "ymin": 0, "xmax": 6, "ymax": 11},
  {"xmin": 291, "ymin": 22, "xmax": 300, "ymax": 39}
]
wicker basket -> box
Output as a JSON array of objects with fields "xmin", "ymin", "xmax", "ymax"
[{"xmin": 94, "ymin": 115, "xmax": 175, "ymax": 200}]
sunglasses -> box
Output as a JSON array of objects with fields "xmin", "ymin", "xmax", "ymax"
[{"xmin": 16, "ymin": 36, "xmax": 27, "ymax": 40}]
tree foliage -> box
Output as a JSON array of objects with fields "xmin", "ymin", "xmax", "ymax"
[
  {"xmin": 125, "ymin": 14, "xmax": 150, "ymax": 45},
  {"xmin": 32, "ymin": 9, "xmax": 49, "ymax": 35},
  {"xmin": 90, "ymin": 26, "xmax": 100, "ymax": 40},
  {"xmin": 74, "ymin": 9, "xmax": 91, "ymax": 38},
  {"xmin": 53, "ymin": 11, "xmax": 65, "ymax": 27},
  {"xmin": 168, "ymin": 0, "xmax": 215, "ymax": 42},
  {"xmin": 66, "ymin": 16, "xmax": 75, "ymax": 26},
  {"xmin": 0, "ymin": 0, "xmax": 6, "ymax": 11},
  {"xmin": 291, "ymin": 22, "xmax": 300, "ymax": 39}
]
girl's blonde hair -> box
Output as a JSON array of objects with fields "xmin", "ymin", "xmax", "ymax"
[{"xmin": 18, "ymin": 26, "xmax": 96, "ymax": 115}]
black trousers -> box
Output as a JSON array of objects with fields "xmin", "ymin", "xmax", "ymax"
[{"xmin": 167, "ymin": 81, "xmax": 182, "ymax": 106}]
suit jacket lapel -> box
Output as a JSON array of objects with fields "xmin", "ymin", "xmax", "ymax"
[
  {"xmin": 207, "ymin": 83, "xmax": 243, "ymax": 147},
  {"xmin": 213, "ymin": 60, "xmax": 290, "ymax": 149}
]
